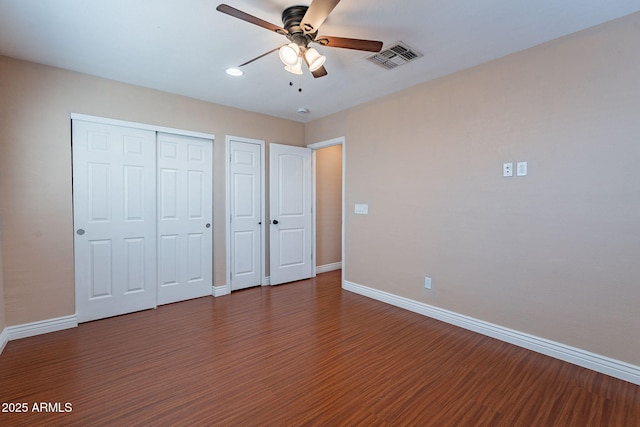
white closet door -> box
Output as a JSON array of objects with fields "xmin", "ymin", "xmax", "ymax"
[
  {"xmin": 157, "ymin": 133, "xmax": 213, "ymax": 304},
  {"xmin": 73, "ymin": 120, "xmax": 157, "ymax": 323},
  {"xmin": 229, "ymin": 139, "xmax": 263, "ymax": 291}
]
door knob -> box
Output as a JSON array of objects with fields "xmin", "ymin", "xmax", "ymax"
[
  {"xmin": 272, "ymin": 219, "xmax": 279, "ymax": 225},
  {"xmin": 206, "ymin": 223, "xmax": 211, "ymax": 228},
  {"xmin": 76, "ymin": 229, "xmax": 85, "ymax": 235}
]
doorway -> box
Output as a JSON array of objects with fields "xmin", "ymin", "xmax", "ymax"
[{"xmin": 309, "ymin": 137, "xmax": 344, "ymax": 279}]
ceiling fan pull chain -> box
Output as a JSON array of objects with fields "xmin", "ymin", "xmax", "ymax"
[{"xmin": 288, "ymin": 80, "xmax": 303, "ymax": 93}]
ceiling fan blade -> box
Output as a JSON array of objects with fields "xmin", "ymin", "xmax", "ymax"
[
  {"xmin": 300, "ymin": 0, "xmax": 341, "ymax": 33},
  {"xmin": 216, "ymin": 4, "xmax": 287, "ymax": 35},
  {"xmin": 315, "ymin": 36, "xmax": 383, "ymax": 52},
  {"xmin": 237, "ymin": 47, "xmax": 280, "ymax": 67},
  {"xmin": 311, "ymin": 65, "xmax": 328, "ymax": 78}
]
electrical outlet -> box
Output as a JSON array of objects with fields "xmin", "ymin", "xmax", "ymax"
[
  {"xmin": 503, "ymin": 163, "xmax": 513, "ymax": 177},
  {"xmin": 424, "ymin": 276, "xmax": 432, "ymax": 289}
]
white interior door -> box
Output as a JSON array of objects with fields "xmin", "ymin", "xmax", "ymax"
[
  {"xmin": 157, "ymin": 133, "xmax": 213, "ymax": 305},
  {"xmin": 269, "ymin": 143, "xmax": 313, "ymax": 285},
  {"xmin": 229, "ymin": 139, "xmax": 263, "ymax": 290},
  {"xmin": 73, "ymin": 120, "xmax": 157, "ymax": 322}
]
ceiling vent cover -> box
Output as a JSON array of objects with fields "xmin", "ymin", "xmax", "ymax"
[{"xmin": 367, "ymin": 42, "xmax": 423, "ymax": 70}]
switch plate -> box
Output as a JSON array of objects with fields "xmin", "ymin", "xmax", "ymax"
[
  {"xmin": 424, "ymin": 276, "xmax": 432, "ymax": 289},
  {"xmin": 354, "ymin": 203, "xmax": 369, "ymax": 215},
  {"xmin": 503, "ymin": 163, "xmax": 513, "ymax": 177},
  {"xmin": 517, "ymin": 161, "xmax": 528, "ymax": 176}
]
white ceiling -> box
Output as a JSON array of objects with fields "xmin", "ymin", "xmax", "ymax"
[{"xmin": 1, "ymin": 0, "xmax": 639, "ymax": 123}]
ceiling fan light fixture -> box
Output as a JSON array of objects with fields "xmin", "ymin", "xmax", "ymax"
[
  {"xmin": 305, "ymin": 47, "xmax": 326, "ymax": 72},
  {"xmin": 279, "ymin": 43, "xmax": 300, "ymax": 66},
  {"xmin": 284, "ymin": 58, "xmax": 303, "ymax": 75}
]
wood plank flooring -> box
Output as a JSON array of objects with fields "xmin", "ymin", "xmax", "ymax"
[{"xmin": 1, "ymin": 270, "xmax": 638, "ymax": 426}]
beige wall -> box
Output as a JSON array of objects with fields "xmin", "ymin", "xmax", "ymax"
[
  {"xmin": 0, "ymin": 55, "xmax": 304, "ymax": 326},
  {"xmin": 315, "ymin": 145, "xmax": 342, "ymax": 266},
  {"xmin": 306, "ymin": 13, "xmax": 640, "ymax": 365},
  {"xmin": 0, "ymin": 228, "xmax": 5, "ymax": 333}
]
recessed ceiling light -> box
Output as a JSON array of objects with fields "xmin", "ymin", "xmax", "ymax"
[{"xmin": 225, "ymin": 68, "xmax": 243, "ymax": 77}]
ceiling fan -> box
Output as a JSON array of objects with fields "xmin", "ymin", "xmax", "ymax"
[{"xmin": 216, "ymin": 0, "xmax": 383, "ymax": 78}]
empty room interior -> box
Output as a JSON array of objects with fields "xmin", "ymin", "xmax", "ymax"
[{"xmin": 0, "ymin": 0, "xmax": 639, "ymax": 425}]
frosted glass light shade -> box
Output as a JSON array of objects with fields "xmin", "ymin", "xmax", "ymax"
[
  {"xmin": 279, "ymin": 43, "xmax": 301, "ymax": 66},
  {"xmin": 305, "ymin": 47, "xmax": 326, "ymax": 72},
  {"xmin": 285, "ymin": 58, "xmax": 303, "ymax": 75}
]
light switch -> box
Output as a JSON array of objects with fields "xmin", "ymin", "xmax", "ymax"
[
  {"xmin": 354, "ymin": 203, "xmax": 369, "ymax": 215},
  {"xmin": 517, "ymin": 161, "xmax": 528, "ymax": 176}
]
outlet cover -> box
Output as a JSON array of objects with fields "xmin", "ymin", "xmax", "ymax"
[
  {"xmin": 424, "ymin": 276, "xmax": 432, "ymax": 289},
  {"xmin": 503, "ymin": 163, "xmax": 513, "ymax": 177}
]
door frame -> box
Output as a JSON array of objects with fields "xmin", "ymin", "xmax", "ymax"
[
  {"xmin": 224, "ymin": 135, "xmax": 266, "ymax": 294},
  {"xmin": 71, "ymin": 113, "xmax": 215, "ymax": 141},
  {"xmin": 307, "ymin": 136, "xmax": 346, "ymax": 286}
]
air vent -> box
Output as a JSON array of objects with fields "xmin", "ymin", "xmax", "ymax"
[{"xmin": 367, "ymin": 42, "xmax": 423, "ymax": 70}]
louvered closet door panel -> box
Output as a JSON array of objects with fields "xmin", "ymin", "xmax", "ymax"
[{"xmin": 157, "ymin": 133, "xmax": 213, "ymax": 305}]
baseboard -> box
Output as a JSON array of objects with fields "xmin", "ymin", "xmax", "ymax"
[
  {"xmin": 316, "ymin": 262, "xmax": 342, "ymax": 274},
  {"xmin": 0, "ymin": 327, "xmax": 8, "ymax": 354},
  {"xmin": 212, "ymin": 284, "xmax": 230, "ymax": 297},
  {"xmin": 343, "ymin": 280, "xmax": 640, "ymax": 386},
  {"xmin": 5, "ymin": 314, "xmax": 78, "ymax": 342}
]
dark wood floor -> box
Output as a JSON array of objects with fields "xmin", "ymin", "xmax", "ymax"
[{"xmin": 1, "ymin": 270, "xmax": 638, "ymax": 426}]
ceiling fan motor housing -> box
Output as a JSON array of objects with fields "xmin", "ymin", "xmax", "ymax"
[{"xmin": 282, "ymin": 6, "xmax": 317, "ymax": 47}]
